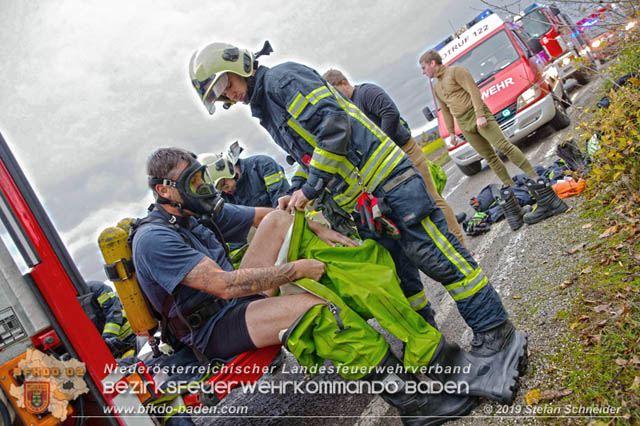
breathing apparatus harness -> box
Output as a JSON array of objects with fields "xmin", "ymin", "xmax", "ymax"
[{"xmin": 128, "ymin": 158, "xmax": 235, "ymax": 361}]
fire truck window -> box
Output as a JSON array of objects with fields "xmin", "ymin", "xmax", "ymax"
[
  {"xmin": 512, "ymin": 30, "xmax": 533, "ymax": 57},
  {"xmin": 450, "ymin": 30, "xmax": 520, "ymax": 84},
  {"xmin": 521, "ymin": 10, "xmax": 552, "ymax": 38}
]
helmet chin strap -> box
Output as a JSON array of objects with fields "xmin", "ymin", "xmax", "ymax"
[{"xmin": 245, "ymin": 75, "xmax": 256, "ymax": 104}]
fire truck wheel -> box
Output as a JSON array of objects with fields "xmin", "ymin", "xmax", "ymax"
[
  {"xmin": 457, "ymin": 160, "xmax": 482, "ymax": 176},
  {"xmin": 549, "ymin": 100, "xmax": 571, "ymax": 130}
]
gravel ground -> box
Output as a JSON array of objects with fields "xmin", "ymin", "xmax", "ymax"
[{"xmin": 439, "ymin": 198, "xmax": 590, "ymax": 426}]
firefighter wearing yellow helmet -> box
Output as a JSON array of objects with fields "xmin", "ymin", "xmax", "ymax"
[
  {"xmin": 189, "ymin": 42, "xmax": 268, "ymax": 114},
  {"xmin": 188, "ymin": 41, "xmax": 529, "ymax": 422},
  {"xmin": 199, "ymin": 141, "xmax": 290, "ymax": 209}
]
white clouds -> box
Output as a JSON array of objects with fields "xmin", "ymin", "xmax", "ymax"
[
  {"xmin": 60, "ymin": 194, "xmax": 152, "ymax": 260},
  {"xmin": 0, "ymin": 0, "xmax": 499, "ymax": 279}
]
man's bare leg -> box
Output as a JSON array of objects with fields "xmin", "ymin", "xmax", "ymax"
[
  {"xmin": 239, "ymin": 210, "xmax": 293, "ymax": 269},
  {"xmin": 245, "ymin": 293, "xmax": 323, "ymax": 347},
  {"xmin": 239, "ymin": 210, "xmax": 324, "ymax": 346}
]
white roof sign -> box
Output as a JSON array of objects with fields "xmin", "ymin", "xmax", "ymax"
[{"xmin": 438, "ymin": 13, "xmax": 504, "ymax": 64}]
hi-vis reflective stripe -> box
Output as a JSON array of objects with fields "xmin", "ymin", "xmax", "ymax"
[
  {"xmin": 310, "ymin": 148, "xmax": 358, "ymax": 182},
  {"xmin": 264, "ymin": 171, "xmax": 285, "ymax": 189},
  {"xmin": 287, "ymin": 94, "xmax": 308, "ymax": 119},
  {"xmin": 97, "ymin": 291, "xmax": 115, "ymax": 306},
  {"xmin": 421, "ymin": 217, "xmax": 474, "ymax": 276},
  {"xmin": 293, "ymin": 166, "xmax": 308, "ymax": 180},
  {"xmin": 363, "ymin": 144, "xmax": 405, "ymax": 194},
  {"xmin": 286, "ymin": 84, "xmax": 407, "ymax": 212},
  {"xmin": 445, "ymin": 268, "xmax": 489, "ymax": 301},
  {"xmin": 103, "ymin": 322, "xmax": 120, "ymax": 335},
  {"xmin": 307, "ymin": 86, "xmax": 331, "ymax": 105},
  {"xmin": 408, "ymin": 291, "xmax": 429, "ymax": 311},
  {"xmin": 328, "ymin": 86, "xmax": 389, "ymax": 142},
  {"xmin": 333, "ymin": 142, "xmax": 404, "ymax": 211},
  {"xmin": 118, "ymin": 321, "xmax": 133, "ymax": 339},
  {"xmin": 287, "ymin": 118, "xmax": 317, "ymax": 147},
  {"xmin": 287, "ymin": 87, "xmax": 331, "ymax": 119}
]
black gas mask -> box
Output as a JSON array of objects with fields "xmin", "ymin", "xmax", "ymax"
[{"xmin": 149, "ymin": 157, "xmax": 224, "ymax": 217}]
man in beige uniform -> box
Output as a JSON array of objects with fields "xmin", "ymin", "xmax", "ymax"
[
  {"xmin": 419, "ymin": 50, "xmax": 538, "ymax": 187},
  {"xmin": 419, "ymin": 50, "xmax": 568, "ymax": 229},
  {"xmin": 322, "ymin": 69, "xmax": 466, "ymax": 245}
]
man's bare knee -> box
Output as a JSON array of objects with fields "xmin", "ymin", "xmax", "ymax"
[
  {"xmin": 245, "ymin": 293, "xmax": 325, "ymax": 347},
  {"xmin": 259, "ymin": 210, "xmax": 293, "ymax": 231},
  {"xmin": 256, "ymin": 210, "xmax": 293, "ymax": 241}
]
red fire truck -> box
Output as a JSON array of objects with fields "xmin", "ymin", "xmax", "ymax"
[
  {"xmin": 424, "ymin": 9, "xmax": 570, "ymax": 176},
  {"xmin": 577, "ymin": 5, "xmax": 637, "ymax": 62},
  {"xmin": 517, "ymin": 3, "xmax": 593, "ymax": 84},
  {"xmin": 0, "ymin": 132, "xmax": 279, "ymax": 425}
]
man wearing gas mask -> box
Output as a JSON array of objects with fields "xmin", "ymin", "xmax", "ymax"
[
  {"xmin": 132, "ymin": 148, "xmax": 349, "ymax": 362},
  {"xmin": 130, "ymin": 147, "xmax": 524, "ymax": 425}
]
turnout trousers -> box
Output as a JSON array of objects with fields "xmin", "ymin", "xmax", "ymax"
[{"xmin": 371, "ymin": 169, "xmax": 508, "ymax": 333}]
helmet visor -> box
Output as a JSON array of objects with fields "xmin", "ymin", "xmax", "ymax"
[{"xmin": 202, "ymin": 73, "xmax": 228, "ymax": 115}]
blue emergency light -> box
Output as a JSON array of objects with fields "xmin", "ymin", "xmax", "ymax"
[
  {"xmin": 466, "ymin": 9, "xmax": 493, "ymax": 27},
  {"xmin": 432, "ymin": 9, "xmax": 494, "ymax": 52},
  {"xmin": 523, "ymin": 3, "xmax": 541, "ymax": 14}
]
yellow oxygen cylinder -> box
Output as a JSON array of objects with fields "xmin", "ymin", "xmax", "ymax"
[{"xmin": 98, "ymin": 221, "xmax": 157, "ymax": 334}]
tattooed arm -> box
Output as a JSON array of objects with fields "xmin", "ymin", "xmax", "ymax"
[{"xmin": 181, "ymin": 257, "xmax": 325, "ymax": 299}]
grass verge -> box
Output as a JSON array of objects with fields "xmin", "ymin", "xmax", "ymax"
[{"xmin": 536, "ymin": 28, "xmax": 640, "ymax": 424}]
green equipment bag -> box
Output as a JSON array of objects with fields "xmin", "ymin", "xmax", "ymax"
[{"xmin": 427, "ymin": 159, "xmax": 447, "ymax": 195}]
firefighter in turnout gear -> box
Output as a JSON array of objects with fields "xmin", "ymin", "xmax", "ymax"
[
  {"xmin": 187, "ymin": 41, "xmax": 527, "ymax": 351},
  {"xmin": 199, "ymin": 143, "xmax": 290, "ymax": 209},
  {"xmin": 87, "ymin": 280, "xmax": 136, "ymax": 357},
  {"xmin": 188, "ymin": 41, "xmax": 529, "ymax": 417}
]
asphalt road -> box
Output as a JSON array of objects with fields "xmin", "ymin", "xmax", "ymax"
[{"xmin": 195, "ymin": 75, "xmax": 603, "ymax": 426}]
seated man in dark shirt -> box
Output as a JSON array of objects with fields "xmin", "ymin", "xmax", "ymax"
[
  {"xmin": 132, "ymin": 147, "xmax": 524, "ymax": 423},
  {"xmin": 132, "ymin": 148, "xmax": 343, "ymax": 361}
]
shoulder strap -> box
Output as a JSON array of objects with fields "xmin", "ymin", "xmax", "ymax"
[
  {"xmin": 128, "ymin": 215, "xmax": 194, "ymax": 249},
  {"xmin": 128, "ymin": 210, "xmax": 213, "ymax": 363}
]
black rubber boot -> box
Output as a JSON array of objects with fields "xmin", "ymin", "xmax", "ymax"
[
  {"xmin": 425, "ymin": 333, "xmax": 527, "ymax": 404},
  {"xmin": 367, "ymin": 351, "xmax": 478, "ymax": 426},
  {"xmin": 496, "ymin": 186, "xmax": 524, "ymax": 230},
  {"xmin": 524, "ymin": 178, "xmax": 569, "ymax": 225},
  {"xmin": 470, "ymin": 320, "xmax": 528, "ymax": 376}
]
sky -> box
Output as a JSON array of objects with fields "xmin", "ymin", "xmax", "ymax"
[{"xmin": 0, "ymin": 0, "xmax": 589, "ymax": 281}]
